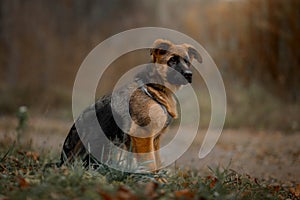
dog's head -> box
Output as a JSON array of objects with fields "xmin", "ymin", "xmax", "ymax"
[{"xmin": 150, "ymin": 39, "xmax": 202, "ymax": 86}]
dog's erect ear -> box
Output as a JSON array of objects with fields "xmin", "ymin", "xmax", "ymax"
[
  {"xmin": 150, "ymin": 39, "xmax": 172, "ymax": 62},
  {"xmin": 183, "ymin": 44, "xmax": 202, "ymax": 63}
]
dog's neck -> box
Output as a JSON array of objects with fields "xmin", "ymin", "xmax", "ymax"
[
  {"xmin": 147, "ymin": 83, "xmax": 169, "ymax": 93},
  {"xmin": 134, "ymin": 77, "xmax": 178, "ymax": 118},
  {"xmin": 145, "ymin": 84, "xmax": 178, "ymax": 118}
]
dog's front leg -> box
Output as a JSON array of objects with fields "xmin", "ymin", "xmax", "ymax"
[
  {"xmin": 153, "ymin": 135, "xmax": 161, "ymax": 170},
  {"xmin": 130, "ymin": 135, "xmax": 157, "ymax": 171}
]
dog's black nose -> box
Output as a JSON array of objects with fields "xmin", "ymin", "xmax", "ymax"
[{"xmin": 183, "ymin": 70, "xmax": 192, "ymax": 83}]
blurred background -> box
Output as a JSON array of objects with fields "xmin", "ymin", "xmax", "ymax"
[{"xmin": 0, "ymin": 0, "xmax": 299, "ymax": 132}]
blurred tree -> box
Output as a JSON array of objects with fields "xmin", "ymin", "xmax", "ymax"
[
  {"xmin": 0, "ymin": 0, "xmax": 298, "ymax": 115},
  {"xmin": 245, "ymin": 0, "xmax": 300, "ymax": 101}
]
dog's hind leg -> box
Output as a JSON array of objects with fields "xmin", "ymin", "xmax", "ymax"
[{"xmin": 60, "ymin": 124, "xmax": 88, "ymax": 166}]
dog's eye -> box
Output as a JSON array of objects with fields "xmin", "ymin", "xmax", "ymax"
[
  {"xmin": 183, "ymin": 58, "xmax": 191, "ymax": 66},
  {"xmin": 168, "ymin": 56, "xmax": 178, "ymax": 66}
]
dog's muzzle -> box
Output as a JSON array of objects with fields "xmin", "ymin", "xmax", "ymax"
[
  {"xmin": 182, "ymin": 70, "xmax": 192, "ymax": 83},
  {"xmin": 167, "ymin": 67, "xmax": 193, "ymax": 85}
]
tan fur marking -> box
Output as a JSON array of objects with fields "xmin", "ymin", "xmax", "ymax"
[
  {"xmin": 130, "ymin": 135, "xmax": 157, "ymax": 170},
  {"xmin": 146, "ymin": 86, "xmax": 178, "ymax": 118}
]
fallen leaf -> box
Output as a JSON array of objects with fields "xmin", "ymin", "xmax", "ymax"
[
  {"xmin": 192, "ymin": 180, "xmax": 198, "ymax": 185},
  {"xmin": 181, "ymin": 181, "xmax": 189, "ymax": 188},
  {"xmin": 144, "ymin": 182, "xmax": 159, "ymax": 196},
  {"xmin": 25, "ymin": 151, "xmax": 39, "ymax": 161},
  {"xmin": 272, "ymin": 185, "xmax": 281, "ymax": 193},
  {"xmin": 178, "ymin": 170, "xmax": 189, "ymax": 178},
  {"xmin": 289, "ymin": 184, "xmax": 300, "ymax": 197},
  {"xmin": 98, "ymin": 189, "xmax": 113, "ymax": 200},
  {"xmin": 174, "ymin": 189, "xmax": 195, "ymax": 199},
  {"xmin": 18, "ymin": 177, "xmax": 29, "ymax": 189},
  {"xmin": 254, "ymin": 178, "xmax": 260, "ymax": 185},
  {"xmin": 206, "ymin": 175, "xmax": 212, "ymax": 179},
  {"xmin": 17, "ymin": 150, "xmax": 25, "ymax": 155},
  {"xmin": 116, "ymin": 186, "xmax": 137, "ymax": 200},
  {"xmin": 209, "ymin": 178, "xmax": 218, "ymax": 188}
]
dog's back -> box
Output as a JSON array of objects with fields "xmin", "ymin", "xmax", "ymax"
[{"xmin": 60, "ymin": 95, "xmax": 131, "ymax": 166}]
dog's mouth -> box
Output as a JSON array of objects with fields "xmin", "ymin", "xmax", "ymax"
[
  {"xmin": 167, "ymin": 69, "xmax": 192, "ymax": 85},
  {"xmin": 183, "ymin": 70, "xmax": 192, "ymax": 83}
]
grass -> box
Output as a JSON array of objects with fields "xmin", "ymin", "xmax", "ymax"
[
  {"xmin": 0, "ymin": 106, "xmax": 298, "ymax": 199},
  {"xmin": 0, "ymin": 144, "xmax": 297, "ymax": 200}
]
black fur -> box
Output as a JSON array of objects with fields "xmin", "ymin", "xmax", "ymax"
[{"xmin": 60, "ymin": 95, "xmax": 131, "ymax": 166}]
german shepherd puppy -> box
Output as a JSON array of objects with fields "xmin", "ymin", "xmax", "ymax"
[{"xmin": 60, "ymin": 39, "xmax": 202, "ymax": 171}]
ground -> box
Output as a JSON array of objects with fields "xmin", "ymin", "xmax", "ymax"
[
  {"xmin": 0, "ymin": 116, "xmax": 299, "ymax": 199},
  {"xmin": 175, "ymin": 129, "xmax": 300, "ymax": 184},
  {"xmin": 1, "ymin": 116, "xmax": 299, "ymax": 183}
]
